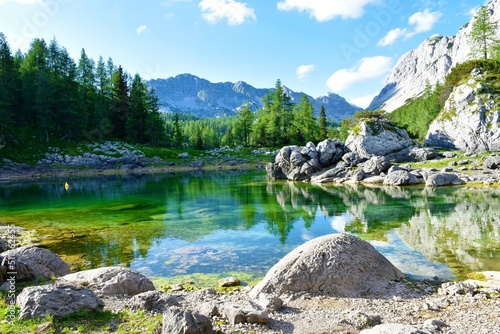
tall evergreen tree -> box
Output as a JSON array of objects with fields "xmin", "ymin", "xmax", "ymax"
[
  {"xmin": 173, "ymin": 112, "xmax": 183, "ymax": 148},
  {"xmin": 469, "ymin": 6, "xmax": 499, "ymax": 60},
  {"xmin": 144, "ymin": 87, "xmax": 166, "ymax": 146},
  {"xmin": 127, "ymin": 74, "xmax": 148, "ymax": 143},
  {"xmin": 20, "ymin": 38, "xmax": 52, "ymax": 139},
  {"xmin": 0, "ymin": 33, "xmax": 17, "ymax": 143},
  {"xmin": 236, "ymin": 104, "xmax": 253, "ymax": 147},
  {"xmin": 77, "ymin": 49, "xmax": 97, "ymax": 130},
  {"xmin": 319, "ymin": 104, "xmax": 327, "ymax": 140},
  {"xmin": 110, "ymin": 66, "xmax": 129, "ymax": 139}
]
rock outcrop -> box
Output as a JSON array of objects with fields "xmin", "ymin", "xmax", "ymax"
[
  {"xmin": 249, "ymin": 233, "xmax": 405, "ymax": 300},
  {"xmin": 17, "ymin": 284, "xmax": 103, "ymax": 320},
  {"xmin": 369, "ymin": 0, "xmax": 500, "ymax": 112},
  {"xmin": 0, "ymin": 246, "xmax": 70, "ymax": 282},
  {"xmin": 60, "ymin": 266, "xmax": 155, "ymax": 297},
  {"xmin": 345, "ymin": 121, "xmax": 415, "ymax": 159},
  {"xmin": 425, "ymin": 69, "xmax": 500, "ymax": 153},
  {"xmin": 267, "ymin": 139, "xmax": 348, "ymax": 181}
]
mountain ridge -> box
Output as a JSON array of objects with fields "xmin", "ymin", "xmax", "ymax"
[
  {"xmin": 146, "ymin": 74, "xmax": 361, "ymax": 121},
  {"xmin": 369, "ymin": 0, "xmax": 500, "ymax": 112}
]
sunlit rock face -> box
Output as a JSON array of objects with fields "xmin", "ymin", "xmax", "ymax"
[
  {"xmin": 369, "ymin": 0, "xmax": 500, "ymax": 112},
  {"xmin": 395, "ymin": 188, "xmax": 500, "ymax": 276},
  {"xmin": 425, "ymin": 70, "xmax": 500, "ymax": 153}
]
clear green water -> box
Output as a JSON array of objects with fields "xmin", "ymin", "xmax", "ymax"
[{"xmin": 1, "ymin": 170, "xmax": 499, "ymax": 284}]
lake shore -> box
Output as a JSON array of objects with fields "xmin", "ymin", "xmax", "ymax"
[{"xmin": 2, "ymin": 223, "xmax": 499, "ymax": 333}]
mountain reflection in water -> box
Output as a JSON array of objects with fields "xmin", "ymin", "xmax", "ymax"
[{"xmin": 0, "ymin": 171, "xmax": 498, "ymax": 281}]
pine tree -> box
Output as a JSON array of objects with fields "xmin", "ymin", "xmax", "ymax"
[
  {"xmin": 144, "ymin": 87, "xmax": 166, "ymax": 146},
  {"xmin": 0, "ymin": 33, "xmax": 17, "ymax": 143},
  {"xmin": 319, "ymin": 104, "xmax": 327, "ymax": 140},
  {"xmin": 127, "ymin": 74, "xmax": 149, "ymax": 143},
  {"xmin": 77, "ymin": 49, "xmax": 97, "ymax": 131},
  {"xmin": 110, "ymin": 66, "xmax": 129, "ymax": 139},
  {"xmin": 173, "ymin": 112, "xmax": 183, "ymax": 148},
  {"xmin": 236, "ymin": 104, "xmax": 253, "ymax": 146},
  {"xmin": 469, "ymin": 6, "xmax": 499, "ymax": 60}
]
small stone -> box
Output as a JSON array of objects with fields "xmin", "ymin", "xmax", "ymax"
[
  {"xmin": 171, "ymin": 284, "xmax": 184, "ymax": 292},
  {"xmin": 219, "ymin": 276, "xmax": 241, "ymax": 287},
  {"xmin": 423, "ymin": 318, "xmax": 449, "ymax": 331}
]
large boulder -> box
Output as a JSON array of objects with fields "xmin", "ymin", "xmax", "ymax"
[
  {"xmin": 425, "ymin": 173, "xmax": 466, "ymax": 187},
  {"xmin": 316, "ymin": 139, "xmax": 346, "ymax": 167},
  {"xmin": 17, "ymin": 284, "xmax": 103, "ymax": 320},
  {"xmin": 249, "ymin": 233, "xmax": 405, "ymax": 300},
  {"xmin": 363, "ymin": 156, "xmax": 391, "ymax": 176},
  {"xmin": 60, "ymin": 266, "xmax": 155, "ymax": 296},
  {"xmin": 484, "ymin": 156, "xmax": 500, "ymax": 170},
  {"xmin": 0, "ymin": 246, "xmax": 70, "ymax": 282},
  {"xmin": 384, "ymin": 170, "xmax": 423, "ymax": 186},
  {"xmin": 162, "ymin": 307, "xmax": 213, "ymax": 334},
  {"xmin": 425, "ymin": 70, "xmax": 500, "ymax": 154},
  {"xmin": 345, "ymin": 120, "xmax": 415, "ymax": 159}
]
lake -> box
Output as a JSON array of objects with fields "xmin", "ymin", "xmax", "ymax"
[{"xmin": 1, "ymin": 170, "xmax": 499, "ymax": 285}]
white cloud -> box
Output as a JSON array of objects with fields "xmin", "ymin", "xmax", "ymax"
[
  {"xmin": 377, "ymin": 28, "xmax": 407, "ymax": 47},
  {"xmin": 0, "ymin": 0, "xmax": 41, "ymax": 3},
  {"xmin": 296, "ymin": 64, "xmax": 315, "ymax": 80},
  {"xmin": 199, "ymin": 0, "xmax": 256, "ymax": 25},
  {"xmin": 326, "ymin": 56, "xmax": 392, "ymax": 92},
  {"xmin": 407, "ymin": 9, "xmax": 441, "ymax": 36},
  {"xmin": 276, "ymin": 0, "xmax": 379, "ymax": 22},
  {"xmin": 378, "ymin": 9, "xmax": 441, "ymax": 46},
  {"xmin": 349, "ymin": 92, "xmax": 378, "ymax": 109},
  {"xmin": 136, "ymin": 25, "xmax": 148, "ymax": 34}
]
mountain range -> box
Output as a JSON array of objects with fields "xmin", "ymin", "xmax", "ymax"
[{"xmin": 146, "ymin": 74, "xmax": 361, "ymax": 121}]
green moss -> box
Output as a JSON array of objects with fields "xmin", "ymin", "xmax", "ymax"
[
  {"xmin": 466, "ymin": 272, "xmax": 488, "ymax": 282},
  {"xmin": 440, "ymin": 107, "xmax": 457, "ymax": 122}
]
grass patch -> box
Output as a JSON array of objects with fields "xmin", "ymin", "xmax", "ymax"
[{"xmin": 0, "ymin": 290, "xmax": 163, "ymax": 334}]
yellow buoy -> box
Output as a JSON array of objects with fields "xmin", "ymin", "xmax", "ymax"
[{"xmin": 64, "ymin": 182, "xmax": 69, "ymax": 190}]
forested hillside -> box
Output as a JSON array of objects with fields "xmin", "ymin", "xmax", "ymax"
[
  {"xmin": 0, "ymin": 33, "xmax": 166, "ymax": 152},
  {"xmin": 0, "ymin": 34, "xmax": 341, "ymax": 160}
]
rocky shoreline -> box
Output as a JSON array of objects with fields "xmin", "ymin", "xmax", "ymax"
[
  {"xmin": 1, "ymin": 227, "xmax": 499, "ymax": 334},
  {"xmin": 0, "ymin": 141, "xmax": 269, "ymax": 182}
]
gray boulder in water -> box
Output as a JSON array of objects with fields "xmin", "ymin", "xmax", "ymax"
[{"xmin": 249, "ymin": 233, "xmax": 405, "ymax": 300}]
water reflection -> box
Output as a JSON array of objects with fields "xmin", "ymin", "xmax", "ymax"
[{"xmin": 0, "ymin": 172, "xmax": 499, "ymax": 280}]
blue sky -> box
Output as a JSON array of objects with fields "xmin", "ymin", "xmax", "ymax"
[{"xmin": 0, "ymin": 0, "xmax": 487, "ymax": 107}]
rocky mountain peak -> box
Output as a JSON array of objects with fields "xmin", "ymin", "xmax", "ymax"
[{"xmin": 369, "ymin": 0, "xmax": 500, "ymax": 112}]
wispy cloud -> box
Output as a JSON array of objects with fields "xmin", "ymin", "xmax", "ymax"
[
  {"xmin": 378, "ymin": 28, "xmax": 407, "ymax": 47},
  {"xmin": 296, "ymin": 64, "xmax": 315, "ymax": 80},
  {"xmin": 199, "ymin": 0, "xmax": 256, "ymax": 25},
  {"xmin": 378, "ymin": 9, "xmax": 441, "ymax": 46},
  {"xmin": 136, "ymin": 25, "xmax": 148, "ymax": 34},
  {"xmin": 276, "ymin": 0, "xmax": 379, "ymax": 22},
  {"xmin": 326, "ymin": 56, "xmax": 392, "ymax": 92}
]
